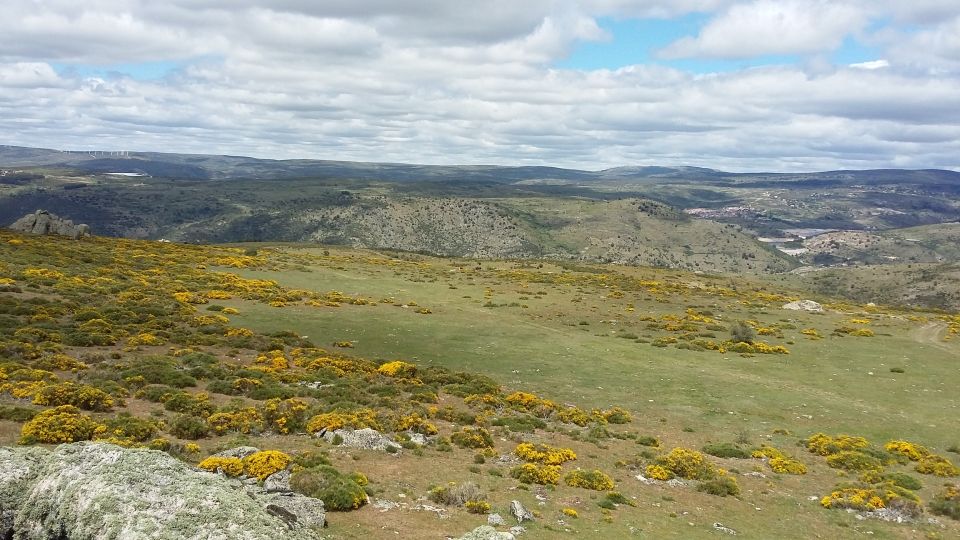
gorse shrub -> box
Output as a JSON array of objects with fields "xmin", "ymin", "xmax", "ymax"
[
  {"xmin": 32, "ymin": 381, "xmax": 115, "ymax": 411},
  {"xmin": 916, "ymin": 455, "xmax": 960, "ymax": 477},
  {"xmin": 19, "ymin": 405, "xmax": 103, "ymax": 444},
  {"xmin": 198, "ymin": 456, "xmax": 244, "ymax": 476},
  {"xmin": 825, "ymin": 451, "xmax": 883, "ymax": 472},
  {"xmin": 510, "ymin": 463, "xmax": 561, "ymax": 485},
  {"xmin": 655, "ymin": 448, "xmax": 714, "ymax": 480},
  {"xmin": 514, "ymin": 442, "xmax": 577, "ymax": 465},
  {"xmin": 376, "ymin": 360, "xmax": 417, "ymax": 378},
  {"xmin": 306, "ymin": 409, "xmax": 379, "ymax": 433},
  {"xmin": 564, "ymin": 469, "xmax": 615, "ymax": 491},
  {"xmin": 242, "ymin": 450, "xmax": 291, "ymax": 480},
  {"xmin": 450, "ymin": 427, "xmax": 494, "ymax": 449},
  {"xmin": 805, "ymin": 433, "xmax": 868, "ymax": 456},
  {"xmin": 884, "ymin": 440, "xmax": 930, "ymax": 461}
]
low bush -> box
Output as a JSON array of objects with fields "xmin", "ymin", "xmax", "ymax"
[
  {"xmin": 491, "ymin": 415, "xmax": 545, "ymax": 433},
  {"xmin": 428, "ymin": 482, "xmax": 484, "ymax": 507},
  {"xmin": 655, "ymin": 448, "xmax": 714, "ymax": 480},
  {"xmin": 702, "ymin": 442, "xmax": 750, "ymax": 459},
  {"xmin": 697, "ymin": 475, "xmax": 741, "ymax": 497},
  {"xmin": 101, "ymin": 413, "xmax": 161, "ymax": 443},
  {"xmin": 564, "ymin": 469, "xmax": 615, "ymax": 491},
  {"xmin": 168, "ymin": 414, "xmax": 210, "ymax": 440},
  {"xmin": 510, "ymin": 463, "xmax": 561, "ymax": 485},
  {"xmin": 198, "ymin": 456, "xmax": 244, "ymax": 476},
  {"xmin": 514, "ymin": 442, "xmax": 577, "ymax": 465},
  {"xmin": 450, "ymin": 427, "xmax": 494, "ymax": 449},
  {"xmin": 916, "ymin": 455, "xmax": 960, "ymax": 477},
  {"xmin": 930, "ymin": 485, "xmax": 960, "ymax": 520},
  {"xmin": 243, "ymin": 450, "xmax": 291, "ymax": 480},
  {"xmin": 290, "ymin": 465, "xmax": 369, "ymax": 511},
  {"xmin": 826, "ymin": 451, "xmax": 883, "ymax": 472},
  {"xmin": 19, "ymin": 405, "xmax": 103, "ymax": 444}
]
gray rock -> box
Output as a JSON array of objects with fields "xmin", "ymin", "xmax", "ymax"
[
  {"xmin": 9, "ymin": 210, "xmax": 91, "ymax": 239},
  {"xmin": 407, "ymin": 432, "xmax": 428, "ymax": 446},
  {"xmin": 783, "ymin": 300, "xmax": 823, "ymax": 312},
  {"xmin": 0, "ymin": 442, "xmax": 322, "ymax": 539},
  {"xmin": 323, "ymin": 428, "xmax": 401, "ymax": 452},
  {"xmin": 713, "ymin": 522, "xmax": 737, "ymax": 535},
  {"xmin": 213, "ymin": 445, "xmax": 261, "ymax": 459},
  {"xmin": 259, "ymin": 493, "xmax": 326, "ymax": 530},
  {"xmin": 458, "ymin": 525, "xmax": 515, "ymax": 540},
  {"xmin": 509, "ymin": 526, "xmax": 526, "ymax": 536},
  {"xmin": 487, "ymin": 513, "xmax": 506, "ymax": 526},
  {"xmin": 264, "ymin": 469, "xmax": 292, "ymax": 493},
  {"xmin": 510, "ymin": 500, "xmax": 534, "ymax": 523}
]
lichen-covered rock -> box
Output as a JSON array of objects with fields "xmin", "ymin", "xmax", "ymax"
[
  {"xmin": 258, "ymin": 493, "xmax": 326, "ymax": 530},
  {"xmin": 0, "ymin": 442, "xmax": 322, "ymax": 540},
  {"xmin": 487, "ymin": 513, "xmax": 506, "ymax": 527},
  {"xmin": 457, "ymin": 525, "xmax": 515, "ymax": 540},
  {"xmin": 782, "ymin": 300, "xmax": 823, "ymax": 312},
  {"xmin": 322, "ymin": 428, "xmax": 401, "ymax": 452},
  {"xmin": 213, "ymin": 446, "xmax": 261, "ymax": 459},
  {"xmin": 9, "ymin": 210, "xmax": 90, "ymax": 239},
  {"xmin": 510, "ymin": 500, "xmax": 534, "ymax": 523},
  {"xmin": 263, "ymin": 469, "xmax": 292, "ymax": 493}
]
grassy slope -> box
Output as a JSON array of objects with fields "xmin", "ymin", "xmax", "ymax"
[
  {"xmin": 221, "ymin": 245, "xmax": 959, "ymax": 539},
  {"xmin": 0, "ymin": 233, "xmax": 957, "ymax": 539}
]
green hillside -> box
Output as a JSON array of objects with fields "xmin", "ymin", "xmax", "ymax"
[{"xmin": 1, "ymin": 231, "xmax": 957, "ymax": 539}]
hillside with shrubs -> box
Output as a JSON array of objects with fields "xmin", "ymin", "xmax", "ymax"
[{"xmin": 0, "ymin": 230, "xmax": 958, "ymax": 539}]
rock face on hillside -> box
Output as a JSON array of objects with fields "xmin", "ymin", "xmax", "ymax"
[
  {"xmin": 9, "ymin": 209, "xmax": 90, "ymax": 239},
  {"xmin": 0, "ymin": 442, "xmax": 323, "ymax": 540}
]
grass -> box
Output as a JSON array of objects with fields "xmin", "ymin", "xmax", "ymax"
[{"xmin": 229, "ymin": 249, "xmax": 960, "ymax": 450}]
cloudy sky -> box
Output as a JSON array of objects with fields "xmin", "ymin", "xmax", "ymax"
[{"xmin": 1, "ymin": 1, "xmax": 959, "ymax": 171}]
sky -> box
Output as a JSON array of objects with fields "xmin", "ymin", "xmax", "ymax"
[{"xmin": 1, "ymin": 1, "xmax": 959, "ymax": 172}]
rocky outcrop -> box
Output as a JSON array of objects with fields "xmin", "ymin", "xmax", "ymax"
[
  {"xmin": 321, "ymin": 427, "xmax": 402, "ymax": 452},
  {"xmin": 457, "ymin": 525, "xmax": 515, "ymax": 540},
  {"xmin": 510, "ymin": 500, "xmax": 534, "ymax": 523},
  {"xmin": 783, "ymin": 299, "xmax": 823, "ymax": 312},
  {"xmin": 0, "ymin": 442, "xmax": 323, "ymax": 540},
  {"xmin": 9, "ymin": 209, "xmax": 90, "ymax": 239}
]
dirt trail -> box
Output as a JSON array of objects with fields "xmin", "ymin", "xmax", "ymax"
[{"xmin": 910, "ymin": 322, "xmax": 954, "ymax": 353}]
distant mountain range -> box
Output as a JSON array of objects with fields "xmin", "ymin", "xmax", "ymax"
[{"xmin": 2, "ymin": 144, "xmax": 957, "ymax": 186}]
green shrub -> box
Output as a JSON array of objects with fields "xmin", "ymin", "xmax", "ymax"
[
  {"xmin": 450, "ymin": 427, "xmax": 494, "ymax": 449},
  {"xmin": 163, "ymin": 392, "xmax": 215, "ymax": 417},
  {"xmin": 564, "ymin": 469, "xmax": 615, "ymax": 491},
  {"xmin": 702, "ymin": 442, "xmax": 750, "ymax": 459},
  {"xmin": 290, "ymin": 465, "xmax": 368, "ymax": 511},
  {"xmin": 930, "ymin": 485, "xmax": 960, "ymax": 520},
  {"xmin": 121, "ymin": 358, "xmax": 196, "ymax": 388},
  {"xmin": 491, "ymin": 415, "xmax": 546, "ymax": 433},
  {"xmin": 697, "ymin": 475, "xmax": 741, "ymax": 497},
  {"xmin": 427, "ymin": 482, "xmax": 484, "ymax": 507},
  {"xmin": 33, "ymin": 382, "xmax": 115, "ymax": 412},
  {"xmin": 103, "ymin": 413, "xmax": 161, "ymax": 443},
  {"xmin": 636, "ymin": 435, "xmax": 660, "ymax": 447},
  {"xmin": 138, "ymin": 384, "xmax": 176, "ymax": 403},
  {"xmin": 0, "ymin": 405, "xmax": 38, "ymax": 422},
  {"xmin": 826, "ymin": 451, "xmax": 883, "ymax": 472},
  {"xmin": 729, "ymin": 321, "xmax": 755, "ymax": 344},
  {"xmin": 168, "ymin": 414, "xmax": 210, "ymax": 440}
]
